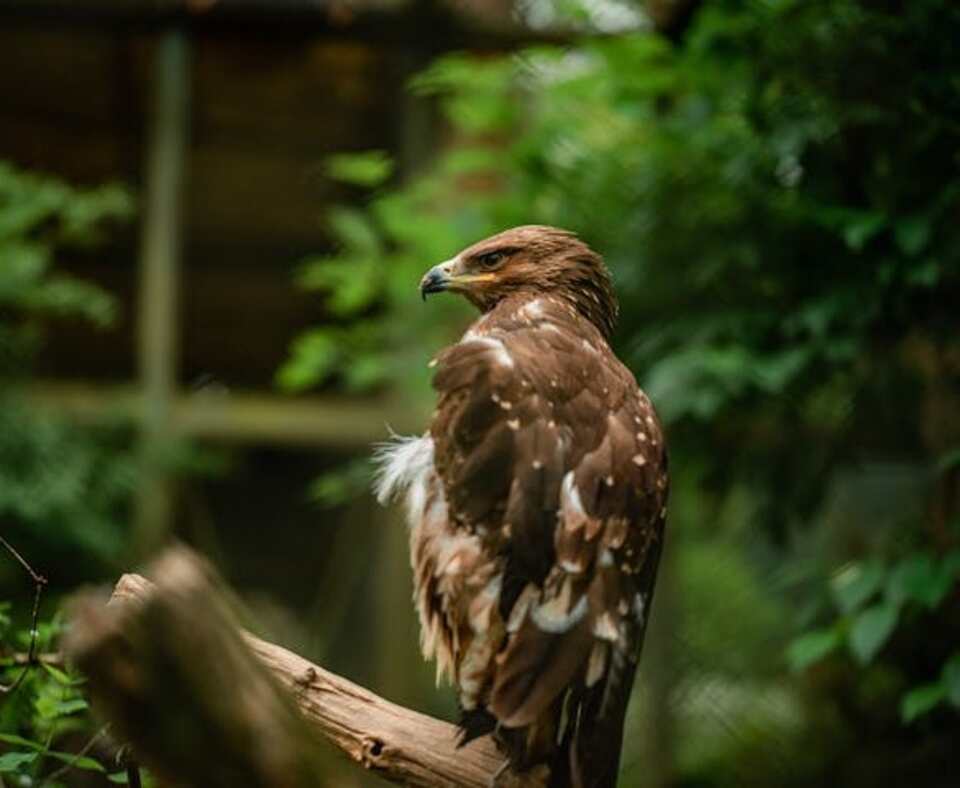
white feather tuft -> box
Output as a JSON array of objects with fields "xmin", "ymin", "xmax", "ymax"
[{"xmin": 372, "ymin": 433, "xmax": 435, "ymax": 517}]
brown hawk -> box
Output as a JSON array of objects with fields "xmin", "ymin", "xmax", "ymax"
[{"xmin": 375, "ymin": 226, "xmax": 667, "ymax": 788}]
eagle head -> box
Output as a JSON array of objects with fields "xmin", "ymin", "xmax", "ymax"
[{"xmin": 419, "ymin": 225, "xmax": 619, "ymax": 339}]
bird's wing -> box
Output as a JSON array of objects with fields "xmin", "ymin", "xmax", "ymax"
[{"xmin": 430, "ymin": 301, "xmax": 667, "ymax": 782}]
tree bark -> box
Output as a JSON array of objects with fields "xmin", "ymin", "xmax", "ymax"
[{"xmin": 63, "ymin": 547, "xmax": 539, "ymax": 788}]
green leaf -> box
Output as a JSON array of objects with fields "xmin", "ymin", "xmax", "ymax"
[
  {"xmin": 848, "ymin": 603, "xmax": 898, "ymax": 664},
  {"xmin": 901, "ymin": 683, "xmax": 946, "ymax": 723},
  {"xmin": 787, "ymin": 627, "xmax": 841, "ymax": 672},
  {"xmin": 326, "ymin": 207, "xmax": 381, "ymax": 255},
  {"xmin": 0, "ymin": 751, "xmax": 38, "ymax": 772},
  {"xmin": 752, "ymin": 348, "xmax": 810, "ymax": 393},
  {"xmin": 887, "ymin": 552, "xmax": 952, "ymax": 609},
  {"xmin": 905, "ymin": 258, "xmax": 939, "ymax": 288},
  {"xmin": 45, "ymin": 750, "xmax": 106, "ymax": 772},
  {"xmin": 0, "ymin": 242, "xmax": 49, "ymax": 300},
  {"xmin": 942, "ymin": 653, "xmax": 960, "ymax": 708},
  {"xmin": 325, "ymin": 270, "xmax": 380, "ymax": 317},
  {"xmin": 0, "ymin": 732, "xmax": 44, "ymax": 750},
  {"xmin": 0, "ymin": 729, "xmax": 105, "ymax": 772},
  {"xmin": 324, "ymin": 151, "xmax": 394, "ymax": 187},
  {"xmin": 831, "ymin": 560, "xmax": 885, "ymax": 614},
  {"xmin": 275, "ymin": 330, "xmax": 340, "ymax": 391},
  {"xmin": 843, "ymin": 212, "xmax": 886, "ymax": 251},
  {"xmin": 108, "ymin": 773, "xmax": 130, "ymax": 784},
  {"xmin": 440, "ymin": 147, "xmax": 503, "ymax": 176},
  {"xmin": 41, "ymin": 661, "xmax": 77, "ymax": 685},
  {"xmin": 53, "ymin": 697, "xmax": 89, "ymax": 716},
  {"xmin": 308, "ymin": 458, "xmax": 371, "ymax": 509},
  {"xmin": 21, "ymin": 274, "xmax": 116, "ymax": 326},
  {"xmin": 342, "ymin": 353, "xmax": 388, "ymax": 392},
  {"xmin": 894, "ymin": 214, "xmax": 932, "ymax": 256}
]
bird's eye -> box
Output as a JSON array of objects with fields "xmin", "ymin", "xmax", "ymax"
[{"xmin": 477, "ymin": 251, "xmax": 506, "ymax": 268}]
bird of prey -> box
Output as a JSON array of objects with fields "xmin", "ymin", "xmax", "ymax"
[{"xmin": 375, "ymin": 226, "xmax": 667, "ymax": 788}]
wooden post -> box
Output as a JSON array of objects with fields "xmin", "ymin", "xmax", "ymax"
[{"xmin": 134, "ymin": 29, "xmax": 190, "ymax": 558}]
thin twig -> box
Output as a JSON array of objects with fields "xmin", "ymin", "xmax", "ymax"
[
  {"xmin": 1, "ymin": 652, "xmax": 63, "ymax": 668},
  {"xmin": 0, "ymin": 533, "xmax": 48, "ymax": 694},
  {"xmin": 39, "ymin": 724, "xmax": 110, "ymax": 787},
  {"xmin": 0, "ymin": 534, "xmax": 46, "ymax": 584}
]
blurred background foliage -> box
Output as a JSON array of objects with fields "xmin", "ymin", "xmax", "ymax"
[
  {"xmin": 0, "ymin": 164, "xmax": 141, "ymax": 782},
  {"xmin": 0, "ymin": 0, "xmax": 957, "ymax": 785},
  {"xmin": 0, "ymin": 163, "xmax": 137, "ymax": 574},
  {"xmin": 282, "ymin": 0, "xmax": 960, "ymax": 784}
]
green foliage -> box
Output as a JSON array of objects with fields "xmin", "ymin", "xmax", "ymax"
[
  {"xmin": 0, "ymin": 161, "xmax": 131, "ymax": 337},
  {"xmin": 789, "ymin": 548, "xmax": 960, "ymax": 720},
  {"xmin": 286, "ymin": 0, "xmax": 960, "ymax": 783},
  {"xmin": 848, "ymin": 603, "xmax": 899, "ymax": 664},
  {"xmin": 0, "ymin": 161, "xmax": 136, "ymax": 570},
  {"xmin": 0, "ymin": 161, "xmax": 134, "ymax": 776},
  {"xmin": 831, "ymin": 560, "xmax": 885, "ymax": 615},
  {"xmin": 0, "ymin": 400, "xmax": 137, "ymax": 565},
  {"xmin": 787, "ymin": 627, "xmax": 842, "ymax": 673},
  {"xmin": 324, "ymin": 150, "xmax": 394, "ymax": 188},
  {"xmin": 307, "ymin": 457, "xmax": 374, "ymax": 510},
  {"xmin": 900, "ymin": 653, "xmax": 960, "ymax": 723},
  {"xmin": 0, "ymin": 613, "xmax": 110, "ymax": 783}
]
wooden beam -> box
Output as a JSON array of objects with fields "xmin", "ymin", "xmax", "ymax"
[
  {"xmin": 27, "ymin": 381, "xmax": 425, "ymax": 449},
  {"xmin": 173, "ymin": 389, "xmax": 424, "ymax": 448},
  {"xmin": 135, "ymin": 29, "xmax": 190, "ymax": 556},
  {"xmin": 0, "ymin": 0, "xmax": 583, "ymax": 48}
]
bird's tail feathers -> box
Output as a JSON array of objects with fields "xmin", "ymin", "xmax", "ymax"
[{"xmin": 557, "ymin": 653, "xmax": 637, "ymax": 788}]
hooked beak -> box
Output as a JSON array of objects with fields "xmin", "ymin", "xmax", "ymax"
[
  {"xmin": 419, "ymin": 260, "xmax": 453, "ymax": 301},
  {"xmin": 419, "ymin": 256, "xmax": 497, "ymax": 302}
]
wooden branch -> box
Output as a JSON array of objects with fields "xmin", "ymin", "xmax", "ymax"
[{"xmin": 63, "ymin": 547, "xmax": 537, "ymax": 788}]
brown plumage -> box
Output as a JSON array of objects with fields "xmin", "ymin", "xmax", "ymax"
[{"xmin": 375, "ymin": 226, "xmax": 667, "ymax": 788}]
